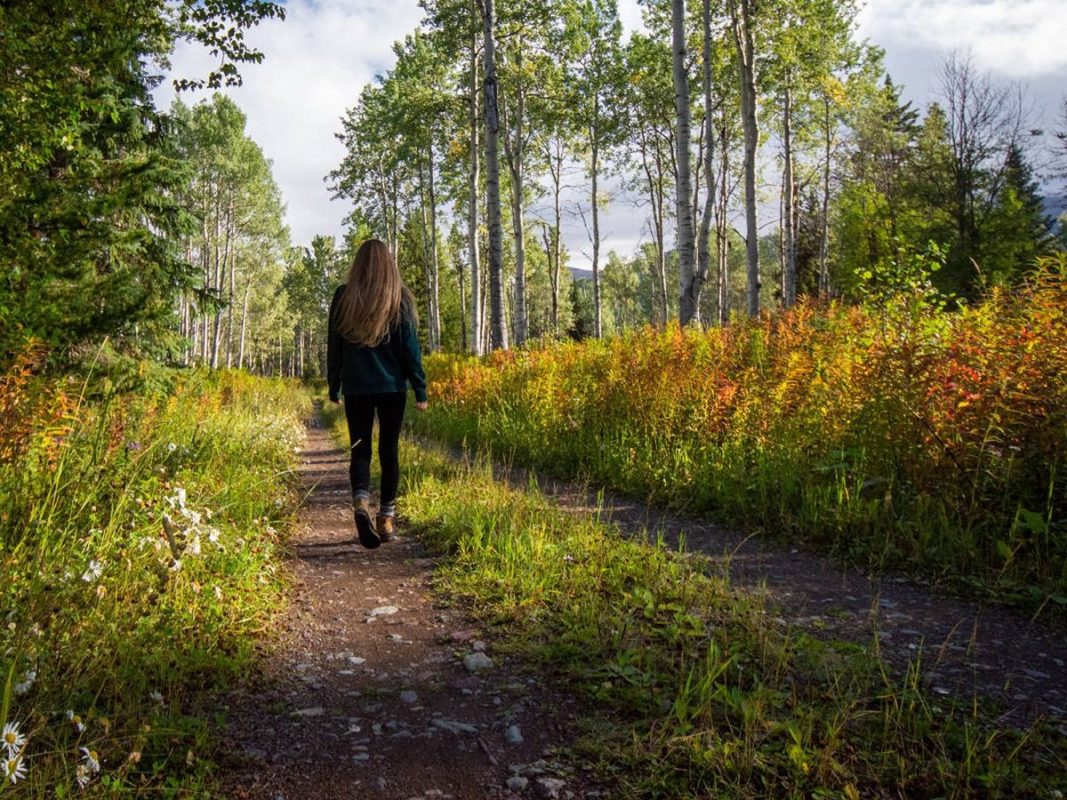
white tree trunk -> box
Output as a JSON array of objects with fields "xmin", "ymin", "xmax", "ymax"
[
  {"xmin": 468, "ymin": 31, "xmax": 483, "ymax": 355},
  {"xmin": 732, "ymin": 0, "xmax": 761, "ymax": 316},
  {"xmin": 478, "ymin": 0, "xmax": 508, "ymax": 351},
  {"xmin": 673, "ymin": 0, "xmax": 698, "ymax": 325}
]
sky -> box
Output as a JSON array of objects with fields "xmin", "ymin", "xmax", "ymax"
[{"xmin": 154, "ymin": 0, "xmax": 1067, "ymax": 265}]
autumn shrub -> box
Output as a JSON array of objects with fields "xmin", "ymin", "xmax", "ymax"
[
  {"xmin": 0, "ymin": 363, "xmax": 308, "ymax": 794},
  {"xmin": 414, "ymin": 257, "xmax": 1067, "ymax": 605}
]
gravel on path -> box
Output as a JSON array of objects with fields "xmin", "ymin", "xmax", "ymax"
[{"xmin": 218, "ymin": 414, "xmax": 596, "ymax": 800}]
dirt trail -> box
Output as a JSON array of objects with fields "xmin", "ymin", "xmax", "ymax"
[
  {"xmin": 474, "ymin": 453, "xmax": 1067, "ymax": 730},
  {"xmin": 219, "ymin": 414, "xmax": 593, "ymax": 800}
]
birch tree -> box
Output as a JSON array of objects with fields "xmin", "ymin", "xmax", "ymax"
[
  {"xmin": 729, "ymin": 0, "xmax": 761, "ymax": 316},
  {"xmin": 672, "ymin": 0, "xmax": 699, "ymax": 325}
]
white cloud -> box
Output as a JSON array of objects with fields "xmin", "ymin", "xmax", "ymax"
[
  {"xmin": 154, "ymin": 0, "xmax": 422, "ymax": 250},
  {"xmin": 858, "ymin": 0, "xmax": 1067, "ymax": 79}
]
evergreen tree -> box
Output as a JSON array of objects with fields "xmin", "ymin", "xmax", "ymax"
[
  {"xmin": 981, "ymin": 143, "xmax": 1054, "ymax": 283},
  {"xmin": 0, "ymin": 0, "xmax": 282, "ymax": 363}
]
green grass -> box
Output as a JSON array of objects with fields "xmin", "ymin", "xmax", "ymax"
[
  {"xmin": 0, "ymin": 369, "xmax": 308, "ymax": 796},
  {"xmin": 321, "ymin": 402, "xmax": 1067, "ymax": 797}
]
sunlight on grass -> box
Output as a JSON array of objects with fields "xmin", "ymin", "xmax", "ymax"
[
  {"xmin": 362, "ymin": 430, "xmax": 1067, "ymax": 798},
  {"xmin": 0, "ymin": 365, "xmax": 308, "ymax": 795}
]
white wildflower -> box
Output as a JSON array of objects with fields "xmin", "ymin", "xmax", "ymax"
[
  {"xmin": 168, "ymin": 558, "xmax": 182, "ymax": 572},
  {"xmin": 185, "ymin": 509, "xmax": 201, "ymax": 526},
  {"xmin": 213, "ymin": 585, "xmax": 223, "ymax": 601},
  {"xmin": 80, "ymin": 747, "xmax": 100, "ymax": 774},
  {"xmin": 81, "ymin": 560, "xmax": 103, "ymax": 583},
  {"xmin": 206, "ymin": 528, "xmax": 220, "ymax": 544},
  {"xmin": 13, "ymin": 670, "xmax": 35, "ymax": 696},
  {"xmin": 2, "ymin": 754, "xmax": 26, "ymax": 785},
  {"xmin": 167, "ymin": 442, "xmax": 177, "ymax": 453},
  {"xmin": 66, "ymin": 710, "xmax": 85, "ymax": 733},
  {"xmin": 149, "ymin": 690, "xmax": 164, "ymax": 704},
  {"xmin": 76, "ymin": 763, "xmax": 92, "ymax": 787},
  {"xmin": 2, "ymin": 722, "xmax": 25, "ymax": 757},
  {"xmin": 186, "ymin": 534, "xmax": 201, "ymax": 557}
]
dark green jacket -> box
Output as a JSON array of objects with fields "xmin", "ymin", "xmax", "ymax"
[{"xmin": 327, "ymin": 285, "xmax": 428, "ymax": 403}]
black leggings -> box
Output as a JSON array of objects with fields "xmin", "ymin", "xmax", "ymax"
[{"xmin": 343, "ymin": 392, "xmax": 407, "ymax": 509}]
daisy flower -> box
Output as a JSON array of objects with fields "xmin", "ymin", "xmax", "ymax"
[
  {"xmin": 76, "ymin": 763, "xmax": 92, "ymax": 787},
  {"xmin": 81, "ymin": 560, "xmax": 103, "ymax": 582},
  {"xmin": 13, "ymin": 670, "xmax": 35, "ymax": 696},
  {"xmin": 80, "ymin": 747, "xmax": 100, "ymax": 774},
  {"xmin": 66, "ymin": 710, "xmax": 85, "ymax": 733},
  {"xmin": 167, "ymin": 442, "xmax": 177, "ymax": 453},
  {"xmin": 2, "ymin": 755, "xmax": 26, "ymax": 785},
  {"xmin": 1, "ymin": 722, "xmax": 25, "ymax": 756}
]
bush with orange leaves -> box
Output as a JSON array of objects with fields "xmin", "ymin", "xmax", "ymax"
[
  {"xmin": 416, "ymin": 257, "xmax": 1067, "ymax": 608},
  {"xmin": 0, "ymin": 342, "xmax": 76, "ymax": 467}
]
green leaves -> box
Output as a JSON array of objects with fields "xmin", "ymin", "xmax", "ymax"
[{"xmin": 0, "ymin": 1, "xmax": 283, "ymax": 366}]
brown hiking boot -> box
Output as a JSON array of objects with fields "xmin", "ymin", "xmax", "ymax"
[
  {"xmin": 354, "ymin": 498, "xmax": 380, "ymax": 549},
  {"xmin": 375, "ymin": 514, "xmax": 394, "ymax": 542}
]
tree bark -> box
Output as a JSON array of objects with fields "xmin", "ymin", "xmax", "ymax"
[
  {"xmin": 732, "ymin": 0, "xmax": 761, "ymax": 316},
  {"xmin": 502, "ymin": 43, "xmax": 528, "ymax": 346},
  {"xmin": 546, "ymin": 137, "xmax": 564, "ymax": 335},
  {"xmin": 478, "ymin": 0, "xmax": 508, "ymax": 351},
  {"xmin": 819, "ymin": 95, "xmax": 832, "ymax": 298},
  {"xmin": 238, "ymin": 283, "xmax": 250, "ymax": 369},
  {"xmin": 716, "ymin": 125, "xmax": 731, "ymax": 324},
  {"xmin": 782, "ymin": 81, "xmax": 797, "ymax": 307},
  {"xmin": 468, "ymin": 30, "xmax": 483, "ymax": 355},
  {"xmin": 694, "ymin": 0, "xmax": 716, "ymax": 326},
  {"xmin": 591, "ymin": 130, "xmax": 602, "ymax": 339},
  {"xmin": 673, "ymin": 0, "xmax": 698, "ymax": 325}
]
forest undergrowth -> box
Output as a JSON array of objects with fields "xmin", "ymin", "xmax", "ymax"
[
  {"xmin": 414, "ymin": 258, "xmax": 1067, "ymax": 615},
  {"xmin": 0, "ymin": 349, "xmax": 306, "ymax": 795}
]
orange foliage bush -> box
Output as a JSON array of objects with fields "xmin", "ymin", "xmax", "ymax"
[
  {"xmin": 417, "ymin": 261, "xmax": 1067, "ymax": 601},
  {"xmin": 0, "ymin": 342, "xmax": 75, "ymax": 466}
]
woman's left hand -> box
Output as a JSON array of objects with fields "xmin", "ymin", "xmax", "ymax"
[{"xmin": 415, "ymin": 401, "xmax": 428, "ymax": 412}]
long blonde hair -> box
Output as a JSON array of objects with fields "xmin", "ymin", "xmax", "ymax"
[{"xmin": 334, "ymin": 239, "xmax": 417, "ymax": 346}]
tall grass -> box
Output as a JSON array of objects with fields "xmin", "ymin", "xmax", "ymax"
[
  {"xmin": 0, "ymin": 355, "xmax": 307, "ymax": 795},
  {"xmin": 415, "ymin": 259, "xmax": 1067, "ymax": 608},
  {"xmin": 368, "ymin": 435, "xmax": 1067, "ymax": 798}
]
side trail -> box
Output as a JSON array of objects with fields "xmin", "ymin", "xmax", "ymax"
[
  {"xmin": 472, "ymin": 446, "xmax": 1067, "ymax": 730},
  {"xmin": 219, "ymin": 415, "xmax": 595, "ymax": 800}
]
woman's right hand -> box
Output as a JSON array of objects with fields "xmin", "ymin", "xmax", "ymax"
[{"xmin": 415, "ymin": 401, "xmax": 428, "ymax": 412}]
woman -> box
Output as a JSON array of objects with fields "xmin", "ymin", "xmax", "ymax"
[{"xmin": 327, "ymin": 239, "xmax": 428, "ymax": 549}]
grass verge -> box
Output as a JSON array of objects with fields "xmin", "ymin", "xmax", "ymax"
[
  {"xmin": 321, "ymin": 402, "xmax": 1067, "ymax": 798},
  {"xmin": 0, "ymin": 366, "xmax": 307, "ymax": 796}
]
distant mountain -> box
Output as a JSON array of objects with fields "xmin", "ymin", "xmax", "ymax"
[{"xmin": 569, "ymin": 266, "xmax": 594, "ymax": 282}]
